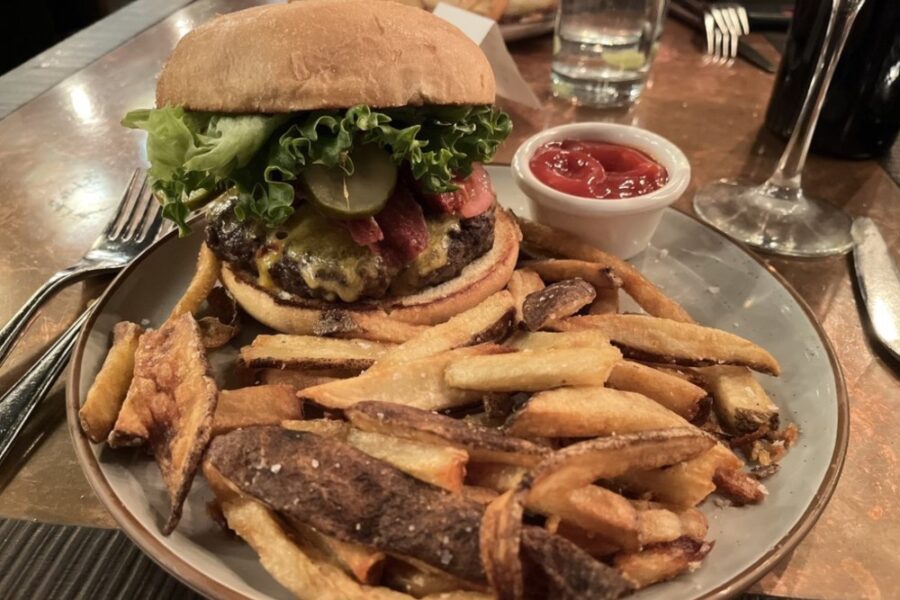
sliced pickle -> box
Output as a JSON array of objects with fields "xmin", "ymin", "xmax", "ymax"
[{"xmin": 300, "ymin": 144, "xmax": 397, "ymax": 219}]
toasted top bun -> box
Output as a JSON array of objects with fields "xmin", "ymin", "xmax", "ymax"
[
  {"xmin": 156, "ymin": 0, "xmax": 496, "ymax": 113},
  {"xmin": 221, "ymin": 208, "xmax": 521, "ymax": 335}
]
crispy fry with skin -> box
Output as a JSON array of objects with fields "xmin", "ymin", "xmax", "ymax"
[
  {"xmin": 169, "ymin": 243, "xmax": 221, "ymax": 320},
  {"xmin": 613, "ymin": 538, "xmax": 712, "ymax": 589},
  {"xmin": 589, "ymin": 287, "xmax": 619, "ymax": 315},
  {"xmin": 286, "ymin": 518, "xmax": 386, "ymax": 584},
  {"xmin": 346, "ymin": 401, "xmax": 549, "ymax": 467},
  {"xmin": 506, "ymin": 269, "xmax": 544, "ymax": 326},
  {"xmin": 554, "ymin": 314, "xmax": 781, "ymax": 375},
  {"xmin": 197, "ymin": 286, "xmax": 240, "ymax": 349},
  {"xmin": 375, "ymin": 291, "xmax": 515, "ymax": 368},
  {"xmin": 445, "ymin": 346, "xmax": 621, "ymax": 392},
  {"xmin": 607, "ymin": 361, "xmax": 706, "ymax": 419},
  {"xmin": 520, "ymin": 259, "xmax": 623, "ymax": 290},
  {"xmin": 713, "ymin": 467, "xmax": 767, "ymax": 505},
  {"xmin": 108, "ymin": 313, "xmax": 218, "ymax": 534},
  {"xmin": 259, "ymin": 368, "xmax": 348, "ymax": 389},
  {"xmin": 382, "ymin": 558, "xmax": 468, "ymax": 597},
  {"xmin": 505, "ymin": 330, "xmax": 610, "ymax": 352},
  {"xmin": 212, "ymin": 385, "xmax": 302, "ymax": 436},
  {"xmin": 516, "ymin": 217, "xmax": 693, "ymax": 323},
  {"xmin": 241, "ymin": 335, "xmax": 395, "ymax": 371},
  {"xmin": 314, "ymin": 309, "xmax": 428, "ymax": 343},
  {"xmin": 521, "ymin": 279, "xmax": 596, "ymax": 332},
  {"xmin": 79, "ymin": 321, "xmax": 143, "ymax": 443},
  {"xmin": 550, "ymin": 521, "xmax": 619, "ymax": 558},
  {"xmin": 698, "ymin": 365, "xmax": 780, "ymax": 433},
  {"xmin": 300, "ymin": 345, "xmax": 509, "ymax": 411},
  {"xmin": 466, "ymin": 462, "xmax": 528, "ymax": 492}
]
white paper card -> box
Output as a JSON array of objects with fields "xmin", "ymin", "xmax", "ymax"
[{"xmin": 434, "ymin": 3, "xmax": 542, "ymax": 109}]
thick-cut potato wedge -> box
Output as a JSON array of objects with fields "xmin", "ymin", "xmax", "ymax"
[
  {"xmin": 314, "ymin": 309, "xmax": 428, "ymax": 344},
  {"xmin": 635, "ymin": 509, "xmax": 684, "ymax": 546},
  {"xmin": 197, "ymin": 286, "xmax": 241, "ymax": 349},
  {"xmin": 554, "ymin": 314, "xmax": 781, "ymax": 375},
  {"xmin": 617, "ymin": 442, "xmax": 743, "ymax": 507},
  {"xmin": 169, "ymin": 243, "xmax": 222, "ymax": 320},
  {"xmin": 108, "ymin": 313, "xmax": 218, "ymax": 534},
  {"xmin": 220, "ymin": 495, "xmax": 411, "ymax": 600},
  {"xmin": 466, "ymin": 462, "xmax": 528, "ymax": 492},
  {"xmin": 212, "ymin": 385, "xmax": 302, "ymax": 436},
  {"xmin": 521, "ymin": 279, "xmax": 596, "ymax": 332},
  {"xmin": 713, "ymin": 467, "xmax": 767, "ymax": 505},
  {"xmin": 281, "ymin": 420, "xmax": 468, "ymax": 492},
  {"xmin": 631, "ymin": 501, "xmax": 708, "ymax": 543},
  {"xmin": 383, "ymin": 558, "xmax": 467, "ymax": 597},
  {"xmin": 506, "ymin": 269, "xmax": 545, "ymax": 326},
  {"xmin": 520, "ymin": 259, "xmax": 623, "ymax": 290},
  {"xmin": 259, "ymin": 368, "xmax": 348, "ymax": 389},
  {"xmin": 375, "ymin": 291, "xmax": 515, "ymax": 368},
  {"xmin": 241, "ymin": 335, "xmax": 395, "ymax": 371},
  {"xmin": 300, "ymin": 345, "xmax": 508, "ymax": 411},
  {"xmin": 208, "ymin": 427, "xmax": 489, "ymax": 585},
  {"xmin": 505, "ymin": 330, "xmax": 610, "ymax": 352},
  {"xmin": 607, "ymin": 361, "xmax": 706, "ymax": 420},
  {"xmin": 531, "ymin": 485, "xmax": 640, "ymax": 552},
  {"xmin": 445, "ymin": 346, "xmax": 621, "ymax": 392},
  {"xmin": 516, "ymin": 217, "xmax": 693, "ymax": 323},
  {"xmin": 347, "ymin": 401, "xmax": 549, "ymax": 467},
  {"xmin": 613, "ymin": 538, "xmax": 711, "ymax": 589},
  {"xmin": 550, "ymin": 520, "xmax": 619, "ymax": 558},
  {"xmin": 589, "ymin": 287, "xmax": 619, "ymax": 315},
  {"xmin": 698, "ymin": 365, "xmax": 779, "ymax": 433},
  {"xmin": 504, "ymin": 386, "xmax": 692, "ymax": 439},
  {"xmin": 79, "ymin": 321, "xmax": 143, "ymax": 443},
  {"xmin": 287, "ymin": 518, "xmax": 386, "ymax": 584}
]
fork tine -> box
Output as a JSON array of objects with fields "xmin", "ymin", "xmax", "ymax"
[
  {"xmin": 725, "ymin": 7, "xmax": 741, "ymax": 57},
  {"xmin": 120, "ymin": 176, "xmax": 154, "ymax": 242},
  {"xmin": 135, "ymin": 196, "xmax": 162, "ymax": 243},
  {"xmin": 713, "ymin": 28, "xmax": 724, "ymax": 62},
  {"xmin": 103, "ymin": 169, "xmax": 142, "ymax": 238},
  {"xmin": 711, "ymin": 7, "xmax": 729, "ymax": 41},
  {"xmin": 736, "ymin": 4, "xmax": 750, "ymax": 34},
  {"xmin": 703, "ymin": 13, "xmax": 716, "ymax": 55}
]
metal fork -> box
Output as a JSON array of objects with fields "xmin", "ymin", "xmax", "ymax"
[
  {"xmin": 707, "ymin": 3, "xmax": 751, "ymax": 59},
  {"xmin": 0, "ymin": 169, "xmax": 161, "ymax": 368}
]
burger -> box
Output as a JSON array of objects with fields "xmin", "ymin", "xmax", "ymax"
[{"xmin": 122, "ymin": 0, "xmax": 518, "ymax": 332}]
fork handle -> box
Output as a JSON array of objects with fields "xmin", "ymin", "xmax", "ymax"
[
  {"xmin": 0, "ymin": 308, "xmax": 91, "ymax": 466},
  {"xmin": 0, "ymin": 267, "xmax": 96, "ymax": 367}
]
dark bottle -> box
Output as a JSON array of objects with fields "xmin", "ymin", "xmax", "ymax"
[{"xmin": 765, "ymin": 0, "xmax": 900, "ymax": 159}]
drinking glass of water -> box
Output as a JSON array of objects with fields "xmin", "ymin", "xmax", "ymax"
[{"xmin": 552, "ymin": 0, "xmax": 668, "ymax": 107}]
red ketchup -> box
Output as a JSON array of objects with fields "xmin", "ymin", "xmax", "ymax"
[{"xmin": 529, "ymin": 140, "xmax": 668, "ymax": 199}]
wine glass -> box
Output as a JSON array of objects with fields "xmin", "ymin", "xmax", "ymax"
[{"xmin": 692, "ymin": 0, "xmax": 866, "ymax": 257}]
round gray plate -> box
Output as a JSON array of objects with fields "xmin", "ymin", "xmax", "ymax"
[{"xmin": 67, "ymin": 165, "xmax": 848, "ymax": 600}]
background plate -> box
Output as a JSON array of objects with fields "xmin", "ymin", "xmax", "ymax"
[{"xmin": 67, "ymin": 165, "xmax": 848, "ymax": 600}]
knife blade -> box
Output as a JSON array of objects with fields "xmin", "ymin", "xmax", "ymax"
[{"xmin": 852, "ymin": 218, "xmax": 900, "ymax": 362}]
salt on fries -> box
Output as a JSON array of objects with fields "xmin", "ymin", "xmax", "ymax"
[{"xmin": 82, "ymin": 216, "xmax": 796, "ymax": 598}]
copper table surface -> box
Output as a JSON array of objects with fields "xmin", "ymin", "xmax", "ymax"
[{"xmin": 0, "ymin": 1, "xmax": 897, "ymax": 598}]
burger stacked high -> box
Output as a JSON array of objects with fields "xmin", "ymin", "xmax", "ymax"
[{"xmin": 123, "ymin": 0, "xmax": 518, "ymax": 332}]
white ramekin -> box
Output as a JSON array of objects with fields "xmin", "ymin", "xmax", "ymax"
[{"xmin": 511, "ymin": 123, "xmax": 691, "ymax": 259}]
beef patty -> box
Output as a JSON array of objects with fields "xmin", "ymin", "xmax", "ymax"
[{"xmin": 205, "ymin": 197, "xmax": 495, "ymax": 303}]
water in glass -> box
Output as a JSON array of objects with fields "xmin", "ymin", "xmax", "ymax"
[{"xmin": 552, "ymin": 0, "xmax": 667, "ymax": 107}]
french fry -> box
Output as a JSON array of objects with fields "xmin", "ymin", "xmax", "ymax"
[
  {"xmin": 220, "ymin": 495, "xmax": 410, "ymax": 600},
  {"xmin": 462, "ymin": 486, "xmax": 500, "ymax": 505},
  {"xmin": 505, "ymin": 329, "xmax": 610, "ymax": 352},
  {"xmin": 530, "ymin": 485, "xmax": 640, "ymax": 552},
  {"xmin": 613, "ymin": 538, "xmax": 712, "ymax": 590},
  {"xmin": 79, "ymin": 321, "xmax": 143, "ymax": 443},
  {"xmin": 240, "ymin": 335, "xmax": 395, "ymax": 371},
  {"xmin": 521, "ymin": 279, "xmax": 596, "ymax": 331},
  {"xmin": 465, "ymin": 462, "xmax": 528, "ymax": 492},
  {"xmin": 347, "ymin": 402, "xmax": 549, "ymax": 467},
  {"xmin": 259, "ymin": 368, "xmax": 348, "ymax": 389},
  {"xmin": 631, "ymin": 501, "xmax": 708, "ymax": 542},
  {"xmin": 313, "ymin": 309, "xmax": 429, "ymax": 343},
  {"xmin": 616, "ymin": 442, "xmax": 743, "ymax": 507},
  {"xmin": 300, "ymin": 345, "xmax": 509, "ymax": 411},
  {"xmin": 504, "ymin": 386, "xmax": 692, "ymax": 439},
  {"xmin": 382, "ymin": 558, "xmax": 466, "ymax": 597},
  {"xmin": 197, "ymin": 286, "xmax": 241, "ymax": 349},
  {"xmin": 281, "ymin": 420, "xmax": 469, "ymax": 492},
  {"xmin": 606, "ymin": 361, "xmax": 706, "ymax": 420},
  {"xmin": 554, "ymin": 314, "xmax": 781, "ymax": 375},
  {"xmin": 589, "ymin": 287, "xmax": 619, "ymax": 315},
  {"xmin": 550, "ymin": 520, "xmax": 619, "ymax": 558},
  {"xmin": 287, "ymin": 518, "xmax": 386, "ymax": 584},
  {"xmin": 515, "ymin": 216, "xmax": 693, "ymax": 323},
  {"xmin": 108, "ymin": 313, "xmax": 217, "ymax": 534},
  {"xmin": 375, "ymin": 291, "xmax": 515, "ymax": 368},
  {"xmin": 520, "ymin": 259, "xmax": 623, "ymax": 290},
  {"xmin": 169, "ymin": 243, "xmax": 221, "ymax": 320},
  {"xmin": 212, "ymin": 385, "xmax": 302, "ymax": 436},
  {"xmin": 444, "ymin": 346, "xmax": 621, "ymax": 392},
  {"xmin": 636, "ymin": 509, "xmax": 684, "ymax": 546},
  {"xmin": 713, "ymin": 467, "xmax": 767, "ymax": 505},
  {"xmin": 506, "ymin": 269, "xmax": 544, "ymax": 326},
  {"xmin": 698, "ymin": 365, "xmax": 779, "ymax": 433}
]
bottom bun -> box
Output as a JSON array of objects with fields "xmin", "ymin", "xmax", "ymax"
[{"xmin": 221, "ymin": 207, "xmax": 521, "ymax": 334}]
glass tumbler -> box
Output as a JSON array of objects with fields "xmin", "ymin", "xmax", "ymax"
[{"xmin": 551, "ymin": 0, "xmax": 668, "ymax": 108}]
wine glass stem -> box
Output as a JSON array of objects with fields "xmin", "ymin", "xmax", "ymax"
[{"xmin": 766, "ymin": 0, "xmax": 865, "ymax": 191}]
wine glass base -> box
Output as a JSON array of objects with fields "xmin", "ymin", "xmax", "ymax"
[{"xmin": 693, "ymin": 180, "xmax": 853, "ymax": 257}]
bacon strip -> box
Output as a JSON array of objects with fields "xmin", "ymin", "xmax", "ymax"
[
  {"xmin": 343, "ymin": 217, "xmax": 384, "ymax": 246},
  {"xmin": 424, "ymin": 163, "xmax": 495, "ymax": 218},
  {"xmin": 375, "ymin": 185, "xmax": 428, "ymax": 262}
]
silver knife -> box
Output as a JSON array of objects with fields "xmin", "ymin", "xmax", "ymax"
[{"xmin": 852, "ymin": 218, "xmax": 900, "ymax": 362}]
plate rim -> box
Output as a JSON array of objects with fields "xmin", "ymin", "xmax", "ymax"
[{"xmin": 65, "ymin": 205, "xmax": 849, "ymax": 600}]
